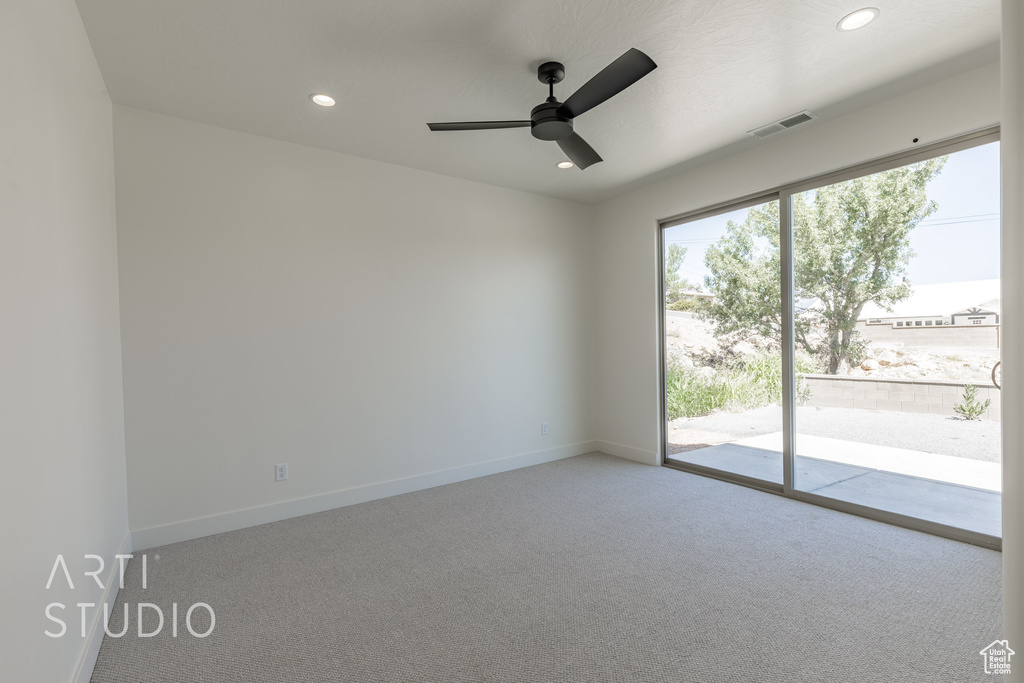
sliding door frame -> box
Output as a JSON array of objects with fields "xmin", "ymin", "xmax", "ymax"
[
  {"xmin": 660, "ymin": 126, "xmax": 1002, "ymax": 550},
  {"xmin": 659, "ymin": 190, "xmax": 783, "ymax": 497}
]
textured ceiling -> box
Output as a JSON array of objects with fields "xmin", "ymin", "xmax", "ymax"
[{"xmin": 75, "ymin": 0, "xmax": 999, "ymax": 204}]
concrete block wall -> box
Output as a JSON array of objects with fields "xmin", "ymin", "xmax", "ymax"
[
  {"xmin": 855, "ymin": 322, "xmax": 1000, "ymax": 348},
  {"xmin": 802, "ymin": 374, "xmax": 1001, "ymax": 421}
]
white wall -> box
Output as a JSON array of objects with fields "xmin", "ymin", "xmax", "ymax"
[
  {"xmin": 113, "ymin": 107, "xmax": 597, "ymax": 548},
  {"xmin": 0, "ymin": 1, "xmax": 130, "ymax": 682},
  {"xmin": 592, "ymin": 62, "xmax": 1000, "ymax": 465}
]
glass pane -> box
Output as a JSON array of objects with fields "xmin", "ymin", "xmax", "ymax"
[
  {"xmin": 791, "ymin": 142, "xmax": 1001, "ymax": 536},
  {"xmin": 664, "ymin": 199, "xmax": 783, "ymax": 485}
]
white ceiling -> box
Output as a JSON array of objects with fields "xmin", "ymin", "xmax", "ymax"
[{"xmin": 75, "ymin": 0, "xmax": 999, "ymax": 204}]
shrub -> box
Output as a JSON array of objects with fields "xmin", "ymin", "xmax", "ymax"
[
  {"xmin": 954, "ymin": 384, "xmax": 991, "ymax": 420},
  {"xmin": 665, "ymin": 363, "xmax": 729, "ymax": 419},
  {"xmin": 667, "ymin": 298, "xmax": 700, "ymax": 312},
  {"xmin": 842, "ymin": 335, "xmax": 870, "ymax": 368},
  {"xmin": 666, "ymin": 352, "xmax": 803, "ymax": 420}
]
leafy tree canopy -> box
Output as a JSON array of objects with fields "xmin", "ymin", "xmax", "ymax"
[
  {"xmin": 701, "ymin": 157, "xmax": 946, "ymax": 373},
  {"xmin": 664, "ymin": 243, "xmax": 695, "ymax": 304}
]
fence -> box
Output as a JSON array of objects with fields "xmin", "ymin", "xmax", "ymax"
[
  {"xmin": 855, "ymin": 321, "xmax": 999, "ymax": 348},
  {"xmin": 801, "ymin": 374, "xmax": 1000, "ymax": 421}
]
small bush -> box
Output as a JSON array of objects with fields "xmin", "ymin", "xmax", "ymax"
[
  {"xmin": 666, "ymin": 298, "xmax": 701, "ymax": 312},
  {"xmin": 843, "ymin": 336, "xmax": 870, "ymax": 368},
  {"xmin": 954, "ymin": 384, "xmax": 991, "ymax": 420}
]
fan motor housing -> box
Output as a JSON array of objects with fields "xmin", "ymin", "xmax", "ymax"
[{"xmin": 530, "ymin": 101, "xmax": 573, "ymax": 141}]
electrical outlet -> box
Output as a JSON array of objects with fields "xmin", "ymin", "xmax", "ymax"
[
  {"xmin": 541, "ymin": 422, "xmax": 549, "ymax": 436},
  {"xmin": 275, "ymin": 464, "xmax": 288, "ymax": 481}
]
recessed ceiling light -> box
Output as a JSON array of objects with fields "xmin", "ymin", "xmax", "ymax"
[
  {"xmin": 557, "ymin": 161, "xmax": 574, "ymax": 169},
  {"xmin": 837, "ymin": 7, "xmax": 879, "ymax": 31},
  {"xmin": 309, "ymin": 93, "xmax": 336, "ymax": 107}
]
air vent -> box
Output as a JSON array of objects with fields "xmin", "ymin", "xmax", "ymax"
[
  {"xmin": 747, "ymin": 110, "xmax": 816, "ymax": 138},
  {"xmin": 779, "ymin": 112, "xmax": 814, "ymax": 128}
]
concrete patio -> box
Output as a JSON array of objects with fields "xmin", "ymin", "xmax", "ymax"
[{"xmin": 671, "ymin": 432, "xmax": 1001, "ymax": 537}]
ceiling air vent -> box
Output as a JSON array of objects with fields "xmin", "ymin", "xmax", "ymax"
[{"xmin": 747, "ymin": 110, "xmax": 816, "ymax": 138}]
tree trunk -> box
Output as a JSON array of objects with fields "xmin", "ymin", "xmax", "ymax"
[{"xmin": 825, "ymin": 327, "xmax": 842, "ymax": 375}]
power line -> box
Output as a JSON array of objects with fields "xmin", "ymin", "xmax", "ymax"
[
  {"xmin": 665, "ymin": 212, "xmax": 1000, "ymax": 243},
  {"xmin": 919, "ymin": 212, "xmax": 999, "ymax": 223},
  {"xmin": 915, "ymin": 217, "xmax": 1000, "ymax": 227}
]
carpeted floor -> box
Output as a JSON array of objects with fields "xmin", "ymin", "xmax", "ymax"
[{"xmin": 91, "ymin": 453, "xmax": 1002, "ymax": 682}]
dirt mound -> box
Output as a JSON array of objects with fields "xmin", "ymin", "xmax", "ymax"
[{"xmin": 666, "ymin": 312, "xmax": 999, "ymax": 384}]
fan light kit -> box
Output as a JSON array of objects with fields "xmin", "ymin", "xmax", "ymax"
[
  {"xmin": 837, "ymin": 8, "xmax": 879, "ymax": 31},
  {"xmin": 427, "ymin": 48, "xmax": 657, "ymax": 170},
  {"xmin": 310, "ymin": 93, "xmax": 336, "ymax": 107},
  {"xmin": 557, "ymin": 161, "xmax": 574, "ymax": 169}
]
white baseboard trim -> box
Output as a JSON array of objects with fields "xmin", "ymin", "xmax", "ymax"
[
  {"xmin": 73, "ymin": 531, "xmax": 132, "ymax": 683},
  {"xmin": 132, "ymin": 441, "xmax": 597, "ymax": 550},
  {"xmin": 593, "ymin": 440, "xmax": 659, "ymax": 466}
]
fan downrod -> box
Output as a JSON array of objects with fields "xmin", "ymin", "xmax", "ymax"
[{"xmin": 531, "ymin": 61, "xmax": 572, "ymax": 141}]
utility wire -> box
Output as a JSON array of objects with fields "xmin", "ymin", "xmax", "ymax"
[{"xmin": 665, "ymin": 212, "xmax": 1000, "ymax": 243}]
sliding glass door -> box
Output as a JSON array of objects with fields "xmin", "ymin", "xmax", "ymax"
[
  {"xmin": 789, "ymin": 140, "xmax": 1002, "ymax": 538},
  {"xmin": 662, "ymin": 196, "xmax": 784, "ymax": 487},
  {"xmin": 662, "ymin": 130, "xmax": 1001, "ymax": 546}
]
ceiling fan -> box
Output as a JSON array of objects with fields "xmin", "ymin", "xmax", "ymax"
[{"xmin": 426, "ymin": 48, "xmax": 657, "ymax": 170}]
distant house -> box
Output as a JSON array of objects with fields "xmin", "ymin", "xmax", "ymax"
[
  {"xmin": 859, "ymin": 279, "xmax": 1000, "ymax": 327},
  {"xmin": 950, "ymin": 301, "xmax": 1000, "ymax": 326},
  {"xmin": 678, "ymin": 289, "xmax": 714, "ymax": 302},
  {"xmin": 856, "ymin": 279, "xmax": 1000, "ymax": 348}
]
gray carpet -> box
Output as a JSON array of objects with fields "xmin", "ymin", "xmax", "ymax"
[{"xmin": 91, "ymin": 453, "xmax": 1002, "ymax": 682}]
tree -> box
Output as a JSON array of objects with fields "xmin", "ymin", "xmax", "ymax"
[
  {"xmin": 701, "ymin": 157, "xmax": 946, "ymax": 374},
  {"xmin": 663, "ymin": 243, "xmax": 695, "ymax": 304}
]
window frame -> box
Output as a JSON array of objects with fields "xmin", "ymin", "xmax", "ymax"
[{"xmin": 658, "ymin": 126, "xmax": 1000, "ymax": 549}]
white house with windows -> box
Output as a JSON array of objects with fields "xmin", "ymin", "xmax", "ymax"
[
  {"xmin": 857, "ymin": 279, "xmax": 1001, "ymax": 347},
  {"xmin": 951, "ymin": 300, "xmax": 1001, "ymax": 326}
]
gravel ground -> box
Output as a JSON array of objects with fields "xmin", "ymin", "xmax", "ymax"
[{"xmin": 668, "ymin": 405, "xmax": 1000, "ymax": 462}]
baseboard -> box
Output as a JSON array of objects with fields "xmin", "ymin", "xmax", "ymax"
[
  {"xmin": 73, "ymin": 531, "xmax": 132, "ymax": 683},
  {"xmin": 132, "ymin": 441, "xmax": 598, "ymax": 550},
  {"xmin": 594, "ymin": 440, "xmax": 659, "ymax": 466}
]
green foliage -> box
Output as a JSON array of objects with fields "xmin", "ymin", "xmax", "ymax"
[
  {"xmin": 667, "ymin": 298, "xmax": 701, "ymax": 312},
  {"xmin": 664, "ymin": 243, "xmax": 695, "ymax": 303},
  {"xmin": 954, "ymin": 384, "xmax": 991, "ymax": 420},
  {"xmin": 842, "ymin": 336, "xmax": 870, "ymax": 368},
  {"xmin": 665, "ymin": 362, "xmax": 734, "ymax": 419},
  {"xmin": 701, "ymin": 202, "xmax": 783, "ymax": 341},
  {"xmin": 665, "ymin": 352, "xmax": 815, "ymax": 420},
  {"xmin": 701, "ymin": 157, "xmax": 947, "ymax": 374}
]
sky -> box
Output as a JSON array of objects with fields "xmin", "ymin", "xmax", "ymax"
[{"xmin": 664, "ymin": 141, "xmax": 1001, "ymax": 289}]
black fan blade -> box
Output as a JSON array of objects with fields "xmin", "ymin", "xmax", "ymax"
[
  {"xmin": 556, "ymin": 133, "xmax": 602, "ymax": 170},
  {"xmin": 557, "ymin": 48, "xmax": 657, "ymax": 119},
  {"xmin": 427, "ymin": 121, "xmax": 530, "ymax": 131}
]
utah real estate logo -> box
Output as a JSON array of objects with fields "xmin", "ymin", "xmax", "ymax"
[{"xmin": 980, "ymin": 640, "xmax": 1014, "ymax": 675}]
